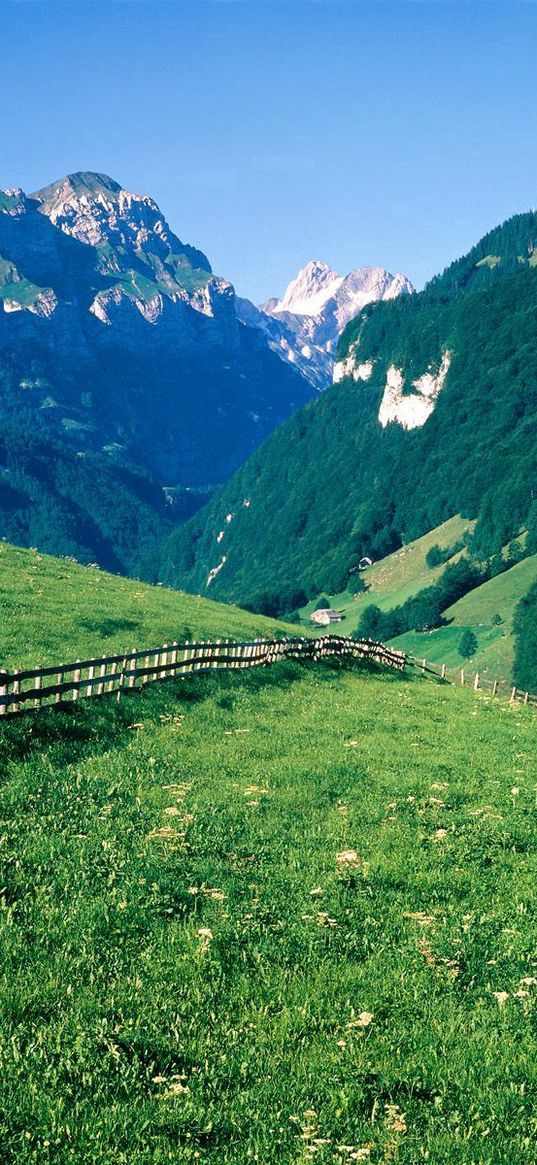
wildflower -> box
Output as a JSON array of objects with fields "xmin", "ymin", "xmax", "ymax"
[
  {"xmin": 434, "ymin": 828, "xmax": 448, "ymax": 839},
  {"xmin": 492, "ymin": 991, "xmax": 509, "ymax": 1007},
  {"xmin": 309, "ymin": 886, "xmax": 324, "ymax": 897},
  {"xmin": 316, "ymin": 912, "xmax": 338, "ymax": 927},
  {"xmin": 511, "ymin": 786, "xmax": 520, "ymax": 797},
  {"xmin": 336, "ymin": 849, "xmax": 361, "ymax": 867},
  {"xmin": 385, "ymin": 1103, "xmax": 407, "ymax": 1133},
  {"xmin": 351, "ymin": 1011, "xmax": 373, "ymax": 1028},
  {"xmin": 403, "ymin": 911, "xmax": 435, "ymax": 926},
  {"xmin": 197, "ymin": 927, "xmax": 213, "ymax": 951}
]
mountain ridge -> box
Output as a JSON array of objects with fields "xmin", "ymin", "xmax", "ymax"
[
  {"xmin": 237, "ymin": 259, "xmax": 413, "ymax": 389},
  {"xmin": 145, "ymin": 208, "xmax": 537, "ymax": 613},
  {"xmin": 0, "ymin": 170, "xmax": 313, "ymax": 567}
]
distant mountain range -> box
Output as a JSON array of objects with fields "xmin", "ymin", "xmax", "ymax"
[
  {"xmin": 236, "ymin": 260, "xmax": 412, "ymax": 388},
  {"xmin": 146, "ymin": 211, "xmax": 537, "ymax": 613},
  {"xmin": 0, "ymin": 172, "xmax": 313, "ymax": 568}
]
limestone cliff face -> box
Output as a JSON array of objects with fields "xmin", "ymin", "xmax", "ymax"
[{"xmin": 0, "ymin": 172, "xmax": 311, "ymax": 488}]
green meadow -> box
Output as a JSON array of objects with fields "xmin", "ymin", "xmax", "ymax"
[
  {"xmin": 0, "ymin": 652, "xmax": 536, "ymax": 1163},
  {"xmin": 391, "ymin": 554, "xmax": 537, "ymax": 686},
  {"xmin": 298, "ymin": 516, "xmax": 537, "ymax": 686},
  {"xmin": 0, "ymin": 543, "xmax": 293, "ymax": 671}
]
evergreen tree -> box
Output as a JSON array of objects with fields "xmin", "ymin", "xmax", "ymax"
[{"xmin": 459, "ymin": 630, "xmax": 478, "ymax": 659}]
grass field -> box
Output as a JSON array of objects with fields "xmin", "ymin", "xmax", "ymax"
[
  {"xmin": 0, "ymin": 543, "xmax": 295, "ymax": 671},
  {"xmin": 297, "ymin": 517, "xmax": 535, "ymax": 686},
  {"xmin": 1, "ymin": 656, "xmax": 536, "ymax": 1163},
  {"xmin": 299, "ymin": 516, "xmax": 473, "ymax": 634},
  {"xmin": 391, "ymin": 554, "xmax": 537, "ymax": 686}
]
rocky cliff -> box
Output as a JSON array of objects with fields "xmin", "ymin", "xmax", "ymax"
[
  {"xmin": 236, "ymin": 260, "xmax": 412, "ymax": 389},
  {"xmin": 0, "ymin": 173, "xmax": 312, "ymax": 491}
]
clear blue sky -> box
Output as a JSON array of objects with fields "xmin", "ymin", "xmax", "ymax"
[{"xmin": 3, "ymin": 0, "xmax": 537, "ymax": 302}]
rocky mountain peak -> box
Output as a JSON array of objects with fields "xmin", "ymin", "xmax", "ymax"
[
  {"xmin": 238, "ymin": 260, "xmax": 413, "ymax": 389},
  {"xmin": 267, "ymin": 259, "xmax": 344, "ymax": 317},
  {"xmin": 29, "ymin": 171, "xmax": 212, "ymax": 276}
]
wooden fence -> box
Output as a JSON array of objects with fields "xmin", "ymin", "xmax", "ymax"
[
  {"xmin": 0, "ymin": 635, "xmax": 407, "ymax": 719},
  {"xmin": 409, "ymin": 655, "xmax": 537, "ymax": 707}
]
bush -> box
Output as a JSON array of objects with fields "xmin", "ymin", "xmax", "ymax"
[
  {"xmin": 425, "ymin": 540, "xmax": 465, "ymax": 569},
  {"xmin": 458, "ymin": 630, "xmax": 478, "ymax": 659},
  {"xmin": 425, "ymin": 545, "xmax": 445, "ymax": 569}
]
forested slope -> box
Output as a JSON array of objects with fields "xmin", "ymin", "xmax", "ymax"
[{"xmin": 145, "ymin": 212, "xmax": 537, "ymax": 613}]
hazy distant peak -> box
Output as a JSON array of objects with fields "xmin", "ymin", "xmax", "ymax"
[{"xmin": 268, "ymin": 260, "xmax": 344, "ymax": 317}]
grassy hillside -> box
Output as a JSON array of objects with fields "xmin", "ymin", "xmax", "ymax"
[
  {"xmin": 0, "ymin": 657, "xmax": 536, "ymax": 1163},
  {"xmin": 299, "ymin": 515, "xmax": 472, "ymax": 631},
  {"xmin": 391, "ymin": 553, "xmax": 537, "ymax": 685},
  {"xmin": 0, "ymin": 542, "xmax": 296, "ymax": 671},
  {"xmin": 296, "ymin": 517, "xmax": 535, "ymax": 685}
]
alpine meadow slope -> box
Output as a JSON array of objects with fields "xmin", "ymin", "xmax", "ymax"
[{"xmin": 145, "ymin": 211, "xmax": 537, "ymax": 615}]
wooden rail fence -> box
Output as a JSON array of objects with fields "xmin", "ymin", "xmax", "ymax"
[
  {"xmin": 409, "ymin": 655, "xmax": 537, "ymax": 708},
  {"xmin": 0, "ymin": 635, "xmax": 407, "ymax": 719}
]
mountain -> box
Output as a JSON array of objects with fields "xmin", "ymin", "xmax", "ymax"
[
  {"xmin": 236, "ymin": 260, "xmax": 413, "ymax": 388},
  {"xmin": 145, "ymin": 211, "xmax": 537, "ymax": 613},
  {"xmin": 0, "ymin": 172, "xmax": 313, "ymax": 566}
]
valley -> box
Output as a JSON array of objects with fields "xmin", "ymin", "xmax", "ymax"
[{"xmin": 4, "ymin": 5, "xmax": 537, "ymax": 1163}]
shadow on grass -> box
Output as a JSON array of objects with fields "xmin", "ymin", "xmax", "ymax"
[{"xmin": 0, "ymin": 655, "xmax": 410, "ymax": 769}]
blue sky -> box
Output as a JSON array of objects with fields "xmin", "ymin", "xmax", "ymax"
[{"xmin": 3, "ymin": 0, "xmax": 537, "ymax": 301}]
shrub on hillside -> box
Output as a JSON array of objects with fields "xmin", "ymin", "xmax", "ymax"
[{"xmin": 458, "ymin": 630, "xmax": 478, "ymax": 659}]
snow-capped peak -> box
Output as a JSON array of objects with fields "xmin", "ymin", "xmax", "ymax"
[{"xmin": 268, "ymin": 260, "xmax": 344, "ymax": 317}]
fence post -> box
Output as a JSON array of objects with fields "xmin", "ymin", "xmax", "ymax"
[
  {"xmin": 171, "ymin": 642, "xmax": 178, "ymax": 676},
  {"xmin": 422, "ymin": 658, "xmax": 427, "ymax": 674},
  {"xmin": 97, "ymin": 660, "xmax": 106, "ymax": 696},
  {"xmin": 55, "ymin": 666, "xmax": 65, "ymax": 704},
  {"xmin": 86, "ymin": 664, "xmax": 95, "ymax": 699},
  {"xmin": 128, "ymin": 648, "xmax": 137, "ymax": 689},
  {"xmin": 474, "ymin": 672, "xmax": 480, "ymax": 691},
  {"xmin": 107, "ymin": 660, "xmax": 117, "ymax": 694},
  {"xmin": 524, "ymin": 691, "xmax": 529, "ymax": 705},
  {"xmin": 460, "ymin": 669, "xmax": 465, "ymax": 686},
  {"xmin": 0, "ymin": 671, "xmax": 8, "ymax": 716},
  {"xmin": 116, "ymin": 655, "xmax": 128, "ymax": 702},
  {"xmin": 510, "ymin": 686, "xmax": 517, "ymax": 702},
  {"xmin": 441, "ymin": 664, "xmax": 447, "ymax": 679},
  {"xmin": 492, "ymin": 680, "xmax": 498, "ymax": 697},
  {"xmin": 73, "ymin": 661, "xmax": 81, "ymax": 701},
  {"xmin": 11, "ymin": 671, "xmax": 21, "ymax": 714},
  {"xmin": 34, "ymin": 673, "xmax": 42, "ymax": 710}
]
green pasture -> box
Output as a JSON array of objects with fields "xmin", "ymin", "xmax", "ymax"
[{"xmin": 0, "ymin": 657, "xmax": 535, "ymax": 1163}]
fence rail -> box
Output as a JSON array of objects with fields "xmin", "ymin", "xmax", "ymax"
[
  {"xmin": 408, "ymin": 655, "xmax": 537, "ymax": 707},
  {"xmin": 0, "ymin": 635, "xmax": 407, "ymax": 719}
]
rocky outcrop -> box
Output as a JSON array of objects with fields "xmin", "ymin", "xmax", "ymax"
[
  {"xmin": 0, "ymin": 171, "xmax": 313, "ymax": 490},
  {"xmin": 237, "ymin": 261, "xmax": 413, "ymax": 389}
]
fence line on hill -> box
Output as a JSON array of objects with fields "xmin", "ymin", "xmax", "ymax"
[
  {"xmin": 0, "ymin": 635, "xmax": 407, "ymax": 719},
  {"xmin": 408, "ymin": 655, "xmax": 537, "ymax": 707}
]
